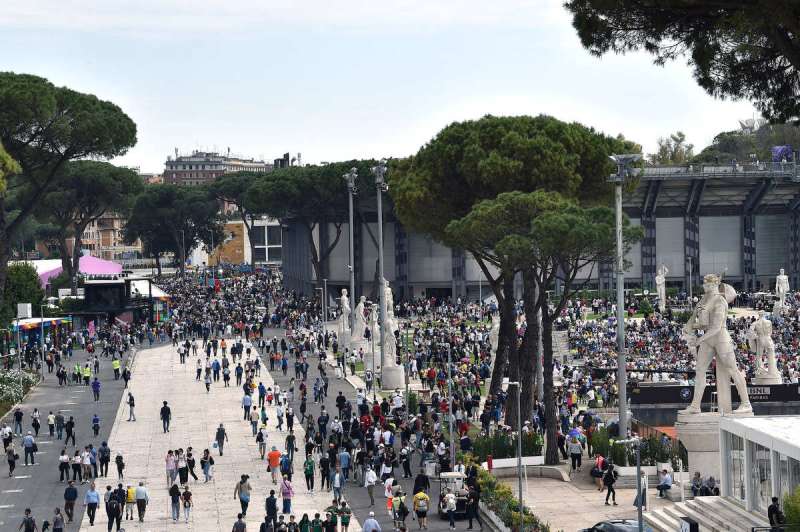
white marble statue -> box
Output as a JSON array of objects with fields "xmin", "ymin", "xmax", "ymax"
[
  {"xmin": 351, "ymin": 296, "xmax": 368, "ymax": 342},
  {"xmin": 776, "ymin": 268, "xmax": 790, "ymax": 312},
  {"xmin": 655, "ymin": 263, "xmax": 668, "ymax": 314},
  {"xmin": 339, "ymin": 288, "xmax": 352, "ymax": 336},
  {"xmin": 381, "ymin": 279, "xmax": 398, "ymax": 367},
  {"xmin": 747, "ymin": 310, "xmax": 781, "ymax": 380},
  {"xmin": 681, "ymin": 273, "xmax": 752, "ymax": 415}
]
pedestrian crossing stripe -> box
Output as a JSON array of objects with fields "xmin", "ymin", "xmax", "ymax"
[
  {"xmin": 13, "ymin": 475, "xmax": 31, "ymax": 479},
  {"xmin": 1, "ymin": 490, "xmax": 22, "ymax": 493}
]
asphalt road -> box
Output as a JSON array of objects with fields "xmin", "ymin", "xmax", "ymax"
[
  {"xmin": 0, "ymin": 344, "xmax": 149, "ymax": 532},
  {"xmin": 262, "ymin": 327, "xmax": 467, "ymax": 532}
]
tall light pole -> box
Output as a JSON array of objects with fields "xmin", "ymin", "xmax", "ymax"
[
  {"xmin": 446, "ymin": 343, "xmax": 455, "ymax": 469},
  {"xmin": 323, "ymin": 278, "xmax": 328, "ymax": 326},
  {"xmin": 608, "ymin": 154, "xmax": 641, "ymax": 442},
  {"xmin": 508, "ymin": 381, "xmax": 524, "ymax": 532},
  {"xmin": 616, "ymin": 437, "xmax": 643, "ymax": 532},
  {"xmin": 39, "ymin": 304, "xmax": 46, "ymax": 379},
  {"xmin": 344, "ymin": 168, "xmax": 358, "ymax": 329},
  {"xmin": 372, "ymin": 160, "xmax": 389, "ymax": 381}
]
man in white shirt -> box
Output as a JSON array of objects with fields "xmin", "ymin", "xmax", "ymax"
[{"xmin": 364, "ymin": 466, "xmax": 378, "ymax": 506}]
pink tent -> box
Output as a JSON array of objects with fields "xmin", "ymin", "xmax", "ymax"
[{"xmin": 36, "ymin": 256, "xmax": 123, "ymax": 286}]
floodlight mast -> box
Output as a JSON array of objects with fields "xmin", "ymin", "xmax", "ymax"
[{"xmin": 608, "ymin": 154, "xmax": 642, "ymax": 450}]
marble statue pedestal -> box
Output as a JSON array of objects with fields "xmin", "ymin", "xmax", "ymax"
[
  {"xmin": 339, "ymin": 331, "xmax": 351, "ymax": 351},
  {"xmin": 676, "ymin": 409, "xmax": 754, "ymax": 480},
  {"xmin": 752, "ymin": 373, "xmax": 782, "ymax": 385},
  {"xmin": 381, "ymin": 366, "xmax": 405, "ymax": 390}
]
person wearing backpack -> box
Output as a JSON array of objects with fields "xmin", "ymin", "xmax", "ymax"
[
  {"xmin": 280, "ymin": 453, "xmax": 293, "ymax": 481},
  {"xmin": 603, "ymin": 463, "xmax": 618, "ymax": 506},
  {"xmin": 107, "ymin": 491, "xmax": 123, "ymax": 531},
  {"xmin": 769, "ymin": 496, "xmax": 786, "ymax": 527},
  {"xmin": 18, "ymin": 508, "xmax": 39, "ymax": 532},
  {"xmin": 413, "ymin": 489, "xmax": 430, "ymax": 530},
  {"xmin": 98, "ymin": 442, "xmax": 111, "ymax": 477}
]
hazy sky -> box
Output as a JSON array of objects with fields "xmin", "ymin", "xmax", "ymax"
[{"xmin": 4, "ymin": 0, "xmax": 757, "ymax": 173}]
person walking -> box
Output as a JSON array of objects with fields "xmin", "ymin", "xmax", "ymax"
[
  {"xmin": 64, "ymin": 416, "xmax": 76, "ymax": 446},
  {"xmin": 106, "ymin": 489, "xmax": 122, "ymax": 532},
  {"xmin": 91, "ymin": 377, "xmax": 101, "ymax": 401},
  {"xmin": 201, "ymin": 449, "xmax": 215, "ymax": 482},
  {"xmin": 362, "ymin": 511, "xmax": 381, "ymax": 532},
  {"xmin": 63, "ymin": 481, "xmax": 78, "ymax": 523},
  {"xmin": 232, "ymin": 513, "xmax": 247, "ymax": 532},
  {"xmin": 22, "ymin": 431, "xmax": 36, "ymax": 466},
  {"xmin": 181, "ymin": 486, "xmax": 193, "ymax": 523},
  {"xmin": 444, "ymin": 488, "xmax": 457, "ymax": 531},
  {"xmin": 169, "ymin": 483, "xmax": 181, "ymax": 522},
  {"xmin": 54, "ymin": 411, "xmax": 65, "ymax": 439},
  {"xmin": 18, "ymin": 508, "xmax": 39, "ymax": 532},
  {"xmin": 47, "ymin": 411, "xmax": 55, "ymax": 437},
  {"xmin": 58, "ymin": 448, "xmax": 70, "ymax": 482},
  {"xmin": 135, "ymin": 481, "xmax": 149, "ymax": 522},
  {"xmin": 98, "ymin": 441, "xmax": 111, "ymax": 477},
  {"xmin": 160, "ymin": 401, "xmax": 171, "ymax": 433},
  {"xmin": 304, "ymin": 454, "xmax": 315, "ymax": 492},
  {"xmin": 364, "ymin": 465, "xmax": 378, "ymax": 506},
  {"xmin": 412, "ymin": 489, "xmax": 430, "ymax": 530},
  {"xmin": 125, "ymin": 484, "xmax": 136, "ymax": 521},
  {"xmin": 466, "ymin": 486, "xmax": 482, "ymax": 530},
  {"xmin": 216, "ymin": 424, "xmax": 229, "ymax": 456},
  {"xmin": 280, "ymin": 474, "xmax": 294, "ymax": 514},
  {"xmin": 6, "ymin": 441, "xmax": 17, "ymax": 477},
  {"xmin": 604, "ymin": 463, "xmax": 618, "ymax": 506},
  {"xmin": 265, "ymin": 490, "xmax": 278, "ymax": 531},
  {"xmin": 234, "ymin": 474, "xmax": 253, "ymax": 516},
  {"xmin": 83, "ymin": 482, "xmax": 100, "ymax": 526},
  {"xmin": 51, "ymin": 507, "xmax": 65, "ymax": 532},
  {"xmin": 115, "ymin": 452, "xmax": 125, "ymax": 479},
  {"xmin": 127, "ymin": 393, "xmax": 136, "ymax": 422}
]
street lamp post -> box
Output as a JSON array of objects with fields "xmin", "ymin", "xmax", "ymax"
[
  {"xmin": 39, "ymin": 304, "xmax": 46, "ymax": 379},
  {"xmin": 344, "ymin": 168, "xmax": 358, "ymax": 330},
  {"xmin": 616, "ymin": 437, "xmax": 643, "ymax": 532},
  {"xmin": 688, "ymin": 256, "xmax": 693, "ymax": 309},
  {"xmin": 370, "ymin": 305, "xmax": 377, "ymax": 401},
  {"xmin": 323, "ymin": 278, "xmax": 328, "ymax": 327},
  {"xmin": 446, "ymin": 343, "xmax": 455, "ymax": 469},
  {"xmin": 608, "ymin": 154, "xmax": 641, "ymax": 443},
  {"xmin": 315, "ymin": 287, "xmax": 324, "ymax": 327},
  {"xmin": 508, "ymin": 380, "xmax": 524, "ymax": 532},
  {"xmin": 372, "ymin": 160, "xmax": 389, "ymax": 383}
]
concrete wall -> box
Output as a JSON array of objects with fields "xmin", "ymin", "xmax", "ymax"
[
  {"xmin": 700, "ymin": 216, "xmax": 742, "ymax": 277},
  {"xmin": 656, "ymin": 217, "xmax": 685, "ymax": 278}
]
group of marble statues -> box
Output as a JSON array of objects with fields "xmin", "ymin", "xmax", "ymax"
[
  {"xmin": 647, "ymin": 264, "xmax": 798, "ymax": 415},
  {"xmin": 336, "ymin": 279, "xmax": 398, "ymax": 368}
]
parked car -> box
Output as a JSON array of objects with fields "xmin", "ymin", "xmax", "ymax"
[{"xmin": 579, "ymin": 519, "xmax": 651, "ymax": 532}]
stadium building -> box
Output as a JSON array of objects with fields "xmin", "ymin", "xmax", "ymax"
[{"xmin": 281, "ymin": 161, "xmax": 800, "ymax": 301}]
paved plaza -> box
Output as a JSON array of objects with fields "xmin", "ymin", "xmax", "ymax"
[{"xmin": 77, "ymin": 340, "xmax": 362, "ymax": 532}]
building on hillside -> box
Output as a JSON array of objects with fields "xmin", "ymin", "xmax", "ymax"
[
  {"xmin": 192, "ymin": 218, "xmax": 283, "ymax": 268},
  {"xmin": 163, "ymin": 149, "xmax": 273, "ymax": 186}
]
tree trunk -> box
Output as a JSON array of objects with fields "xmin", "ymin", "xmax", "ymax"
[
  {"xmin": 542, "ymin": 315, "xmax": 560, "ymax": 465},
  {"xmin": 58, "ymin": 236, "xmax": 74, "ymax": 286},
  {"xmin": 489, "ymin": 275, "xmax": 516, "ymax": 395},
  {"xmin": 518, "ymin": 269, "xmax": 539, "ymax": 426},
  {"xmin": 70, "ymin": 224, "xmax": 88, "ymax": 296}
]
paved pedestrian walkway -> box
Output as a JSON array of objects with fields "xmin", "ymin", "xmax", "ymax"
[{"xmin": 79, "ymin": 340, "xmax": 362, "ymax": 532}]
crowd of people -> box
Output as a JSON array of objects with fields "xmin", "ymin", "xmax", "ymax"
[{"xmin": 560, "ymin": 293, "xmax": 800, "ymax": 384}]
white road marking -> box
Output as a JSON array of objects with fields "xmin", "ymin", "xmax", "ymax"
[
  {"xmin": 13, "ymin": 475, "xmax": 31, "ymax": 479},
  {"xmin": 0, "ymin": 505, "xmax": 14, "ymax": 509},
  {"xmin": 1, "ymin": 489, "xmax": 23, "ymax": 493}
]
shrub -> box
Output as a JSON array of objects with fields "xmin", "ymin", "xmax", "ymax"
[
  {"xmin": 471, "ymin": 431, "xmax": 543, "ymax": 462},
  {"xmin": 0, "ymin": 369, "xmax": 39, "ymax": 416},
  {"xmin": 408, "ymin": 392, "xmax": 419, "ymax": 415},
  {"xmin": 471, "ymin": 457, "xmax": 551, "ymax": 532},
  {"xmin": 784, "ymin": 485, "xmax": 800, "ymax": 527}
]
